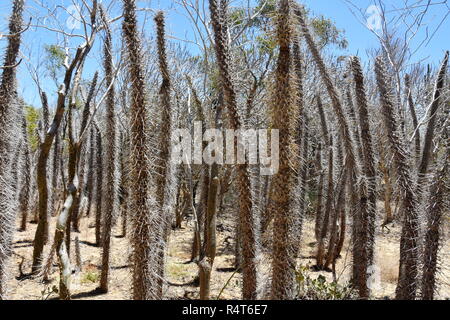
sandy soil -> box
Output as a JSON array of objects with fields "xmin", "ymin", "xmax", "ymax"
[{"xmin": 5, "ymin": 204, "xmax": 450, "ymax": 300}]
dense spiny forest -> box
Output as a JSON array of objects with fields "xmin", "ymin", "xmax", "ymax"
[{"xmin": 0, "ymin": 0, "xmax": 448, "ymax": 301}]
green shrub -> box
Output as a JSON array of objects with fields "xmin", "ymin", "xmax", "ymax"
[{"xmin": 295, "ymin": 266, "xmax": 356, "ymax": 300}]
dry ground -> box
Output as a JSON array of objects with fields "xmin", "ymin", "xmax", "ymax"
[{"xmin": 6, "ymin": 204, "xmax": 450, "ymax": 300}]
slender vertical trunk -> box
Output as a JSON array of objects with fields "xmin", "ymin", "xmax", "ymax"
[
  {"xmin": 417, "ymin": 52, "xmax": 448, "ymax": 179},
  {"xmin": 50, "ymin": 131, "xmax": 61, "ymax": 217},
  {"xmin": 314, "ymin": 144, "xmax": 324, "ymax": 242},
  {"xmin": 199, "ymin": 99, "xmax": 222, "ymax": 300},
  {"xmin": 324, "ymin": 158, "xmax": 347, "ymax": 270},
  {"xmin": 0, "ymin": 0, "xmax": 25, "ymax": 298},
  {"xmin": 85, "ymin": 126, "xmax": 95, "ymax": 217},
  {"xmin": 95, "ymin": 125, "xmax": 103, "ymax": 247},
  {"xmin": 99, "ymin": 7, "xmax": 117, "ymax": 293},
  {"xmin": 154, "ymin": 11, "xmax": 175, "ymax": 297},
  {"xmin": 350, "ymin": 56, "xmax": 377, "ymax": 298},
  {"xmin": 19, "ymin": 108, "xmax": 32, "ymax": 231},
  {"xmin": 208, "ymin": 0, "xmax": 257, "ymax": 299},
  {"xmin": 379, "ymin": 155, "xmax": 393, "ymax": 224},
  {"xmin": 419, "ymin": 52, "xmax": 449, "ymax": 300},
  {"xmin": 404, "ymin": 74, "xmax": 421, "ymax": 164},
  {"xmin": 421, "ymin": 152, "xmax": 448, "ymax": 300},
  {"xmin": 123, "ymin": 0, "xmax": 158, "ymax": 300},
  {"xmin": 315, "ymin": 96, "xmax": 332, "ymax": 269},
  {"xmin": 298, "ymin": 6, "xmax": 360, "ymax": 293},
  {"xmin": 292, "ymin": 38, "xmax": 307, "ymax": 255},
  {"xmin": 119, "ymin": 133, "xmax": 129, "ymax": 237},
  {"xmin": 317, "ymin": 137, "xmax": 333, "ymax": 269},
  {"xmin": 270, "ymin": 0, "xmax": 299, "ymax": 300},
  {"xmin": 375, "ymin": 56, "xmax": 419, "ymax": 300}
]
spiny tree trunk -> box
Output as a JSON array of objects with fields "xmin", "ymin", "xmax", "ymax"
[
  {"xmin": 297, "ymin": 6, "xmax": 360, "ymax": 295},
  {"xmin": 404, "ymin": 74, "xmax": 421, "ymax": 164},
  {"xmin": 292, "ymin": 38, "xmax": 307, "ymax": 254},
  {"xmin": 99, "ymin": 7, "xmax": 117, "ymax": 293},
  {"xmin": 199, "ymin": 106, "xmax": 222, "ymax": 300},
  {"xmin": 375, "ymin": 56, "xmax": 419, "ymax": 300},
  {"xmin": 199, "ymin": 170, "xmax": 219, "ymax": 300},
  {"xmin": 118, "ymin": 133, "xmax": 129, "ymax": 237},
  {"xmin": 19, "ymin": 108, "xmax": 32, "ymax": 231},
  {"xmin": 0, "ymin": 0, "xmax": 25, "ymax": 299},
  {"xmin": 208, "ymin": 0, "xmax": 257, "ymax": 299},
  {"xmin": 187, "ymin": 77, "xmax": 206, "ymax": 263},
  {"xmin": 95, "ymin": 124, "xmax": 103, "ymax": 247},
  {"xmin": 421, "ymin": 147, "xmax": 448, "ymax": 300},
  {"xmin": 85, "ymin": 126, "xmax": 95, "ymax": 218},
  {"xmin": 345, "ymin": 89, "xmax": 363, "ymax": 167},
  {"xmin": 154, "ymin": 11, "xmax": 173, "ymax": 297},
  {"xmin": 379, "ymin": 151, "xmax": 393, "ymax": 224},
  {"xmin": 418, "ymin": 52, "xmax": 448, "ymax": 176},
  {"xmin": 419, "ymin": 52, "xmax": 449, "ymax": 300},
  {"xmin": 50, "ymin": 129, "xmax": 61, "ymax": 217},
  {"xmin": 317, "ymin": 137, "xmax": 333, "ymax": 270},
  {"xmin": 122, "ymin": 0, "xmax": 158, "ymax": 300},
  {"xmin": 350, "ymin": 56, "xmax": 377, "ymax": 298},
  {"xmin": 315, "ymin": 96, "xmax": 332, "ymax": 269},
  {"xmin": 269, "ymin": 0, "xmax": 299, "ymax": 300},
  {"xmin": 314, "ymin": 143, "xmax": 324, "ymax": 242},
  {"xmin": 328, "ymin": 146, "xmax": 348, "ymax": 267},
  {"xmin": 324, "ymin": 147, "xmax": 347, "ymax": 270}
]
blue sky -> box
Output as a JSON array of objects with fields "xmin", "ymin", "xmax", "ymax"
[{"xmin": 0, "ymin": 0, "xmax": 448, "ymax": 107}]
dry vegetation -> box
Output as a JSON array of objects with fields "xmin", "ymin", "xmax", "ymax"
[
  {"xmin": 6, "ymin": 204, "xmax": 450, "ymax": 300},
  {"xmin": 0, "ymin": 0, "xmax": 449, "ymax": 301}
]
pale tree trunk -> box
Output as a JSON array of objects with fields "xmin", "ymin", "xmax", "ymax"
[
  {"xmin": 199, "ymin": 98, "xmax": 222, "ymax": 300},
  {"xmin": 54, "ymin": 67, "xmax": 97, "ymax": 299},
  {"xmin": 32, "ymin": 28, "xmax": 96, "ymax": 272},
  {"xmin": 199, "ymin": 171, "xmax": 219, "ymax": 300}
]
